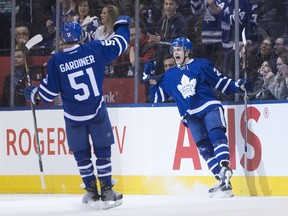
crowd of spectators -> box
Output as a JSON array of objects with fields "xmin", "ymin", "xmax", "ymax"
[
  {"xmin": 1, "ymin": 49, "xmax": 27, "ymax": 107},
  {"xmin": 1, "ymin": 0, "xmax": 288, "ymax": 106}
]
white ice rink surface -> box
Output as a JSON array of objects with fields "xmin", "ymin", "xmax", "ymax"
[{"xmin": 0, "ymin": 194, "xmax": 287, "ymax": 216}]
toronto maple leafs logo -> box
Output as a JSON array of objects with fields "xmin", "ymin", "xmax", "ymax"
[{"xmin": 177, "ymin": 74, "xmax": 196, "ymax": 98}]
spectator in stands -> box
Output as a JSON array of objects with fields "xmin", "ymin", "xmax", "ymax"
[
  {"xmin": 256, "ymin": 38, "xmax": 277, "ymax": 73},
  {"xmin": 45, "ymin": 0, "xmax": 75, "ymax": 48},
  {"xmin": 16, "ymin": 0, "xmax": 31, "ymax": 26},
  {"xmin": 268, "ymin": 53, "xmax": 288, "ymax": 99},
  {"xmin": 50, "ymin": 38, "xmax": 66, "ymax": 54},
  {"xmin": 93, "ymin": 4, "xmax": 119, "ymax": 40},
  {"xmin": 74, "ymin": 0, "xmax": 101, "ymax": 43},
  {"xmin": 59, "ymin": 38, "xmax": 66, "ymax": 52},
  {"xmin": 129, "ymin": 22, "xmax": 155, "ymax": 77},
  {"xmin": 248, "ymin": 61, "xmax": 274, "ymax": 100},
  {"xmin": 139, "ymin": 0, "xmax": 161, "ymax": 34},
  {"xmin": 148, "ymin": 0, "xmax": 188, "ymax": 75},
  {"xmin": 29, "ymin": 0, "xmax": 54, "ymax": 45},
  {"xmin": 244, "ymin": 37, "xmax": 278, "ymax": 88},
  {"xmin": 263, "ymin": 54, "xmax": 288, "ymax": 100},
  {"xmin": 184, "ymin": 0, "xmax": 205, "ymax": 58},
  {"xmin": 220, "ymin": 0, "xmax": 254, "ymax": 78},
  {"xmin": 15, "ymin": 20, "xmax": 46, "ymax": 55},
  {"xmin": 258, "ymin": 0, "xmax": 288, "ymax": 40},
  {"xmin": 162, "ymin": 54, "xmax": 176, "ymax": 72},
  {"xmin": 279, "ymin": 53, "xmax": 288, "ymax": 94},
  {"xmin": 201, "ymin": 0, "xmax": 223, "ymax": 70},
  {"xmin": 1, "ymin": 49, "xmax": 27, "ymax": 107},
  {"xmin": 15, "ymin": 21, "xmax": 30, "ymax": 50},
  {"xmin": 93, "ymin": 4, "xmax": 119, "ymax": 77},
  {"xmin": 128, "ymin": 22, "xmax": 156, "ymax": 99},
  {"xmin": 112, "ymin": 51, "xmax": 131, "ymax": 77},
  {"xmin": 274, "ymin": 36, "xmax": 288, "ymax": 57},
  {"xmin": 247, "ymin": 59, "xmax": 288, "ymax": 100}
]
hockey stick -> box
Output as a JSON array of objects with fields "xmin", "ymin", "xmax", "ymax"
[
  {"xmin": 241, "ymin": 28, "xmax": 248, "ymax": 174},
  {"xmin": 24, "ymin": 34, "xmax": 46, "ymax": 190},
  {"xmin": 159, "ymin": 41, "xmax": 172, "ymax": 46},
  {"xmin": 25, "ymin": 34, "xmax": 43, "ymax": 51}
]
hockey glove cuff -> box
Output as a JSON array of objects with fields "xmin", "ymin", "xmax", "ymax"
[
  {"xmin": 113, "ymin": 15, "xmax": 131, "ymax": 31},
  {"xmin": 235, "ymin": 78, "xmax": 253, "ymax": 93},
  {"xmin": 142, "ymin": 72, "xmax": 151, "ymax": 82},
  {"xmin": 24, "ymin": 85, "xmax": 40, "ymax": 105}
]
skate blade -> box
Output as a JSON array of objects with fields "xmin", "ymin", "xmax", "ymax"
[
  {"xmin": 82, "ymin": 200, "xmax": 102, "ymax": 210},
  {"xmin": 209, "ymin": 189, "xmax": 234, "ymax": 198},
  {"xmin": 102, "ymin": 200, "xmax": 123, "ymax": 210}
]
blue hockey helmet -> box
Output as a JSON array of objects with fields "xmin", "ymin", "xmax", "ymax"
[
  {"xmin": 170, "ymin": 37, "xmax": 193, "ymax": 54},
  {"xmin": 61, "ymin": 21, "xmax": 82, "ymax": 43}
]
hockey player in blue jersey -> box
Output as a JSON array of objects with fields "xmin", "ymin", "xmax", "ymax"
[
  {"xmin": 24, "ymin": 16, "xmax": 130, "ymax": 209},
  {"xmin": 143, "ymin": 37, "xmax": 253, "ymax": 198}
]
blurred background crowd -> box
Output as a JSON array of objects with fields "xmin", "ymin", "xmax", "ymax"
[{"xmin": 1, "ymin": 0, "xmax": 288, "ymax": 106}]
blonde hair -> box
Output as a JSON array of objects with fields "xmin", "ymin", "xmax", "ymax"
[{"xmin": 104, "ymin": 5, "xmax": 120, "ymax": 24}]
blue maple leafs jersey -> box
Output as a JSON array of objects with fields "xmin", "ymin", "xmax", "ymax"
[
  {"xmin": 150, "ymin": 58, "xmax": 241, "ymax": 117},
  {"xmin": 39, "ymin": 25, "xmax": 129, "ymax": 124}
]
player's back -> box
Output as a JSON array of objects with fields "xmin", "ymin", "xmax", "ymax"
[
  {"xmin": 37, "ymin": 16, "xmax": 130, "ymax": 124},
  {"xmin": 43, "ymin": 42, "xmax": 109, "ymax": 124},
  {"xmin": 57, "ymin": 44, "xmax": 105, "ymax": 100}
]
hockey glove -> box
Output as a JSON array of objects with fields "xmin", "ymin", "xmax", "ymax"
[
  {"xmin": 236, "ymin": 78, "xmax": 253, "ymax": 93},
  {"xmin": 113, "ymin": 15, "xmax": 131, "ymax": 31},
  {"xmin": 24, "ymin": 85, "xmax": 40, "ymax": 105},
  {"xmin": 143, "ymin": 59, "xmax": 156, "ymax": 82}
]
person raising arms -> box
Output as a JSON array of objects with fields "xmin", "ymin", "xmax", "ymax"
[{"xmin": 24, "ymin": 16, "xmax": 130, "ymax": 209}]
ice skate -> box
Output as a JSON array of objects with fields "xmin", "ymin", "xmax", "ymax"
[
  {"xmin": 100, "ymin": 183, "xmax": 123, "ymax": 210},
  {"xmin": 209, "ymin": 166, "xmax": 234, "ymax": 198},
  {"xmin": 82, "ymin": 180, "xmax": 101, "ymax": 208},
  {"xmin": 209, "ymin": 180, "xmax": 234, "ymax": 198}
]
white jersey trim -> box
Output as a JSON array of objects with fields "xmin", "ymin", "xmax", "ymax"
[
  {"xmin": 39, "ymin": 91, "xmax": 53, "ymax": 102},
  {"xmin": 159, "ymin": 87, "xmax": 166, "ymax": 102},
  {"xmin": 40, "ymin": 84, "xmax": 59, "ymax": 96},
  {"xmin": 113, "ymin": 37, "xmax": 122, "ymax": 56},
  {"xmin": 218, "ymin": 107, "xmax": 226, "ymax": 127},
  {"xmin": 63, "ymin": 97, "xmax": 104, "ymax": 122},
  {"xmin": 186, "ymin": 100, "xmax": 222, "ymax": 115},
  {"xmin": 221, "ymin": 79, "xmax": 232, "ymax": 93}
]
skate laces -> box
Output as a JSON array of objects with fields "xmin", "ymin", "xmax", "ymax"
[
  {"xmin": 219, "ymin": 166, "xmax": 233, "ymax": 188},
  {"xmin": 101, "ymin": 185, "xmax": 123, "ymax": 201}
]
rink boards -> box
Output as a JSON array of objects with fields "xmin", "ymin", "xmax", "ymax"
[{"xmin": 0, "ymin": 101, "xmax": 287, "ymax": 196}]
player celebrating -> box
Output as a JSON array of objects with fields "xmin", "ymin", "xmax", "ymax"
[
  {"xmin": 143, "ymin": 37, "xmax": 253, "ymax": 198},
  {"xmin": 24, "ymin": 16, "xmax": 130, "ymax": 209}
]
